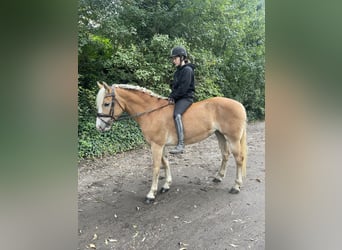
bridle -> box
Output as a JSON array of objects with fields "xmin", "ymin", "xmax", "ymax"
[
  {"xmin": 96, "ymin": 86, "xmax": 170, "ymax": 126},
  {"xmin": 96, "ymin": 86, "xmax": 124, "ymax": 126}
]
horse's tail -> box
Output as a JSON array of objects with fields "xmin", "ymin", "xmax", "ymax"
[{"xmin": 240, "ymin": 123, "xmax": 248, "ymax": 178}]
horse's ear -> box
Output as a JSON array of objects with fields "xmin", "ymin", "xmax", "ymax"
[
  {"xmin": 97, "ymin": 81, "xmax": 103, "ymax": 89},
  {"xmin": 102, "ymin": 81, "xmax": 111, "ymax": 92}
]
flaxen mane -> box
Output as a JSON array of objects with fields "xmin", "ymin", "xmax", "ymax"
[{"xmin": 114, "ymin": 84, "xmax": 168, "ymax": 100}]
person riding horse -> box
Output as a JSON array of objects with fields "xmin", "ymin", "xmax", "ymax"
[{"xmin": 168, "ymin": 46, "xmax": 196, "ymax": 154}]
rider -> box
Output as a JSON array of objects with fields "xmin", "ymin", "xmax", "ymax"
[{"xmin": 168, "ymin": 46, "xmax": 196, "ymax": 154}]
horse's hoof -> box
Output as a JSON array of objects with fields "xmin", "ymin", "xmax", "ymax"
[
  {"xmin": 144, "ymin": 197, "xmax": 155, "ymax": 204},
  {"xmin": 229, "ymin": 187, "xmax": 240, "ymax": 194},
  {"xmin": 212, "ymin": 178, "xmax": 222, "ymax": 183},
  {"xmin": 160, "ymin": 187, "xmax": 170, "ymax": 193}
]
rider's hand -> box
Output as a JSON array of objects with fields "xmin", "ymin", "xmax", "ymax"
[{"xmin": 168, "ymin": 97, "xmax": 175, "ymax": 104}]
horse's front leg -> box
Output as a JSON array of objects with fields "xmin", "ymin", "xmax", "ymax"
[{"xmin": 145, "ymin": 143, "xmax": 163, "ymax": 204}]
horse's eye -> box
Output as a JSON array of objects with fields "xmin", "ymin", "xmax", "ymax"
[{"xmin": 104, "ymin": 103, "xmax": 110, "ymax": 107}]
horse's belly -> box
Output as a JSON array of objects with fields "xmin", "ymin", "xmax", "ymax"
[{"xmin": 184, "ymin": 128, "xmax": 215, "ymax": 145}]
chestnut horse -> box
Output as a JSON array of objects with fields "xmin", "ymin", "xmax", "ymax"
[{"xmin": 96, "ymin": 81, "xmax": 247, "ymax": 203}]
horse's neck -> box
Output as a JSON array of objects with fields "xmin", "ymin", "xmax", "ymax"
[{"xmin": 117, "ymin": 88, "xmax": 159, "ymax": 114}]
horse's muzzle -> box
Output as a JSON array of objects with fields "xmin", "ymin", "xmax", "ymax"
[{"xmin": 96, "ymin": 117, "xmax": 112, "ymax": 132}]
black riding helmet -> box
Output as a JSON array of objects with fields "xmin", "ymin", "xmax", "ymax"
[{"xmin": 170, "ymin": 46, "xmax": 187, "ymax": 58}]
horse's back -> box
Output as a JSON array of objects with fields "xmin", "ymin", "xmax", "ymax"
[
  {"xmin": 189, "ymin": 97, "xmax": 246, "ymax": 121},
  {"xmin": 178, "ymin": 97, "xmax": 246, "ymax": 142}
]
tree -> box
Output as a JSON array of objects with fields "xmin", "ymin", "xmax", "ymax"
[{"xmin": 78, "ymin": 0, "xmax": 265, "ymax": 158}]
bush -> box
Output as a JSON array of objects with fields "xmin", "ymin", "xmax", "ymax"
[{"xmin": 78, "ymin": 118, "xmax": 145, "ymax": 159}]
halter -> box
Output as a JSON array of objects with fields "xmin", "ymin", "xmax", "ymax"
[{"xmin": 96, "ymin": 86, "xmax": 170, "ymax": 125}]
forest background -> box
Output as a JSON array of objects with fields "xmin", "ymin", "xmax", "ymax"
[{"xmin": 78, "ymin": 0, "xmax": 265, "ymax": 158}]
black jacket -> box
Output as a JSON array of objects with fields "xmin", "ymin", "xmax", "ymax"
[{"xmin": 169, "ymin": 63, "xmax": 195, "ymax": 101}]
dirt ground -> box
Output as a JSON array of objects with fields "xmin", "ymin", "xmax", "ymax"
[{"xmin": 78, "ymin": 121, "xmax": 265, "ymax": 250}]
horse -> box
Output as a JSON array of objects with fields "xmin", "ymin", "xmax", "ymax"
[{"xmin": 95, "ymin": 81, "xmax": 247, "ymax": 203}]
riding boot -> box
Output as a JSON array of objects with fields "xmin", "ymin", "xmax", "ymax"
[{"xmin": 170, "ymin": 114, "xmax": 185, "ymax": 154}]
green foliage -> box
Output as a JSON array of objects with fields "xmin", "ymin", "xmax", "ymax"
[
  {"xmin": 190, "ymin": 49, "xmax": 224, "ymax": 101},
  {"xmin": 78, "ymin": 118, "xmax": 145, "ymax": 159},
  {"xmin": 78, "ymin": 34, "xmax": 115, "ymax": 89},
  {"xmin": 78, "ymin": 0, "xmax": 265, "ymax": 159}
]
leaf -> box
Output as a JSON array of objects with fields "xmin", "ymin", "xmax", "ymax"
[
  {"xmin": 229, "ymin": 243, "xmax": 239, "ymax": 248},
  {"xmin": 92, "ymin": 233, "xmax": 98, "ymax": 240},
  {"xmin": 178, "ymin": 242, "xmax": 189, "ymax": 246}
]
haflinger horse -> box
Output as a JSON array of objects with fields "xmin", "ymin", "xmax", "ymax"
[{"xmin": 96, "ymin": 81, "xmax": 247, "ymax": 204}]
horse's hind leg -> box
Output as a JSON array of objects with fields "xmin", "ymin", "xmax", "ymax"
[
  {"xmin": 229, "ymin": 126, "xmax": 247, "ymax": 194},
  {"xmin": 213, "ymin": 131, "xmax": 230, "ymax": 183},
  {"xmin": 229, "ymin": 140, "xmax": 244, "ymax": 194},
  {"xmin": 160, "ymin": 148, "xmax": 172, "ymax": 193}
]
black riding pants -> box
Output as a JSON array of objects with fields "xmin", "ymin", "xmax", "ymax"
[{"xmin": 173, "ymin": 98, "xmax": 193, "ymax": 118}]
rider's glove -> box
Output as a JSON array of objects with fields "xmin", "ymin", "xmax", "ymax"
[{"xmin": 168, "ymin": 97, "xmax": 175, "ymax": 104}]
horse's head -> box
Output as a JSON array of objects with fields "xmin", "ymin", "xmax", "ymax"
[{"xmin": 96, "ymin": 81, "xmax": 123, "ymax": 132}]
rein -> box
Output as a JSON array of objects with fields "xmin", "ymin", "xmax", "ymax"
[
  {"xmin": 97, "ymin": 86, "xmax": 170, "ymax": 124},
  {"xmin": 125, "ymin": 103, "xmax": 170, "ymax": 120}
]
